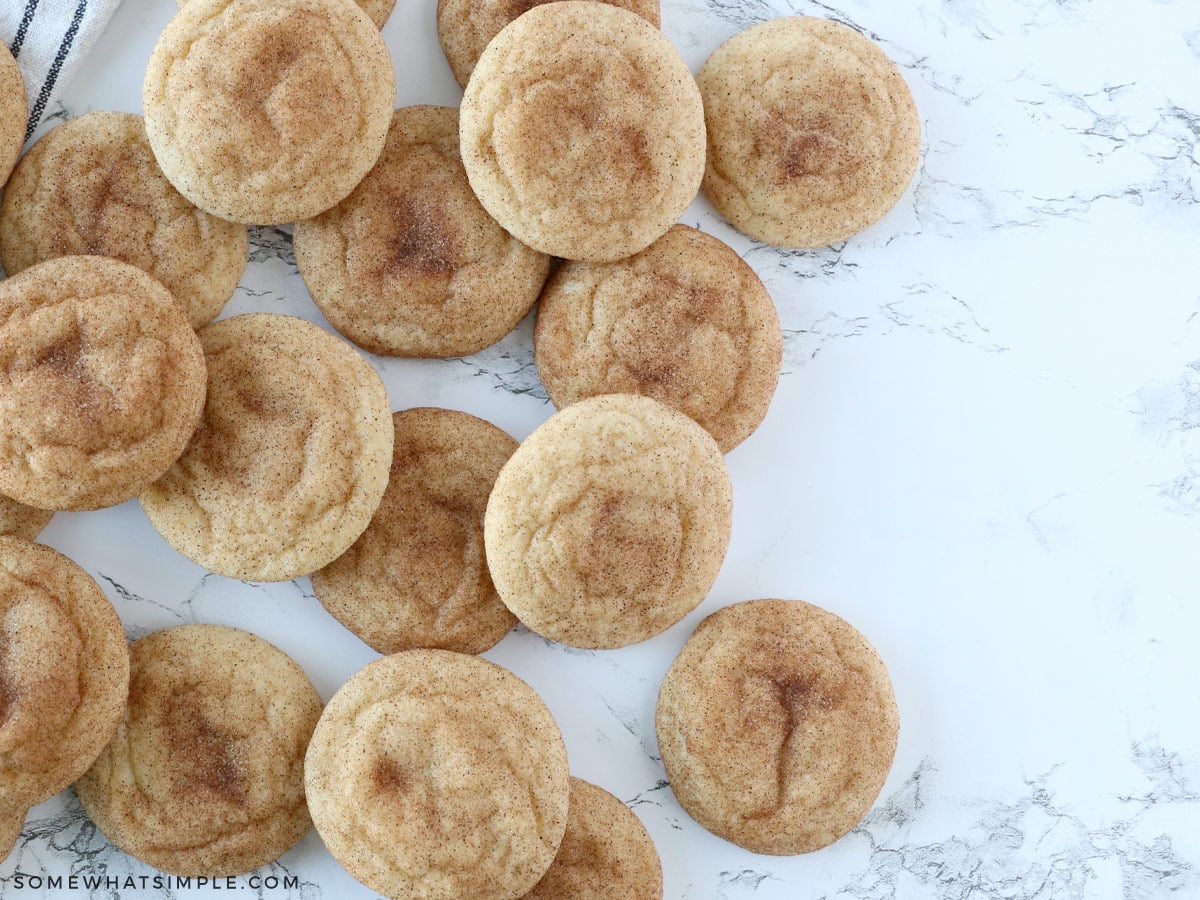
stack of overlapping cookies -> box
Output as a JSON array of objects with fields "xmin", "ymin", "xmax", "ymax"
[{"xmin": 0, "ymin": 0, "xmax": 921, "ymax": 895}]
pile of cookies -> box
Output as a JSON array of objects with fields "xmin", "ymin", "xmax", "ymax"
[{"xmin": 0, "ymin": 0, "xmax": 920, "ymax": 895}]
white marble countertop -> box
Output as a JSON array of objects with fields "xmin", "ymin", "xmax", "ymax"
[{"xmin": 3, "ymin": 0, "xmax": 1200, "ymax": 897}]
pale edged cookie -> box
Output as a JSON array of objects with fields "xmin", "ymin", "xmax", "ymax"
[
  {"xmin": 535, "ymin": 224, "xmax": 782, "ymax": 454},
  {"xmin": 294, "ymin": 106, "xmax": 550, "ymax": 358},
  {"xmin": 305, "ymin": 649, "xmax": 570, "ymax": 899},
  {"xmin": 459, "ymin": 1, "xmax": 705, "ymax": 262},
  {"xmin": 0, "ymin": 256, "xmax": 207, "ymax": 511},
  {"xmin": 698, "ymin": 17, "xmax": 920, "ymax": 248},
  {"xmin": 0, "ymin": 44, "xmax": 26, "ymax": 189},
  {"xmin": 140, "ymin": 313, "xmax": 393, "ymax": 582},
  {"xmin": 143, "ymin": 0, "xmax": 396, "ymax": 225},
  {"xmin": 655, "ymin": 599, "xmax": 900, "ymax": 855},
  {"xmin": 311, "ymin": 407, "xmax": 518, "ymax": 655},
  {"xmin": 0, "ymin": 537, "xmax": 129, "ymax": 859},
  {"xmin": 522, "ymin": 777, "xmax": 662, "ymax": 899},
  {"xmin": 177, "ymin": 0, "xmax": 397, "ymax": 27},
  {"xmin": 437, "ymin": 0, "xmax": 661, "ymax": 88},
  {"xmin": 0, "ymin": 112, "xmax": 248, "ymax": 330},
  {"xmin": 484, "ymin": 393, "xmax": 732, "ymax": 649},
  {"xmin": 0, "ymin": 495, "xmax": 52, "ymax": 541},
  {"xmin": 75, "ymin": 623, "xmax": 323, "ymax": 876}
]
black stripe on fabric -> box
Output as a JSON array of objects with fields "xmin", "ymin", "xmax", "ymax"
[
  {"xmin": 9, "ymin": 0, "xmax": 40, "ymax": 58},
  {"xmin": 25, "ymin": 0, "xmax": 87, "ymax": 140}
]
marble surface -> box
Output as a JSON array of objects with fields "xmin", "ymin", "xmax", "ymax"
[{"xmin": 3, "ymin": 0, "xmax": 1200, "ymax": 897}]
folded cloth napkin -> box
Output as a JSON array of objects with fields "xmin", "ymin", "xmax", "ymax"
[{"xmin": 1, "ymin": 0, "xmax": 125, "ymax": 140}]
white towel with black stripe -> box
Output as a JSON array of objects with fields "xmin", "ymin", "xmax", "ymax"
[{"xmin": 1, "ymin": 0, "xmax": 124, "ymax": 141}]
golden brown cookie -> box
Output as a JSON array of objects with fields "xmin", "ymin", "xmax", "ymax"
[
  {"xmin": 178, "ymin": 0, "xmax": 397, "ymax": 27},
  {"xmin": 0, "ymin": 256, "xmax": 207, "ymax": 511},
  {"xmin": 698, "ymin": 17, "xmax": 920, "ymax": 248},
  {"xmin": 0, "ymin": 537, "xmax": 129, "ymax": 859},
  {"xmin": 437, "ymin": 0, "xmax": 661, "ymax": 88},
  {"xmin": 305, "ymin": 650, "xmax": 570, "ymax": 899},
  {"xmin": 76, "ymin": 624, "xmax": 322, "ymax": 876},
  {"xmin": 484, "ymin": 393, "xmax": 732, "ymax": 649},
  {"xmin": 143, "ymin": 0, "xmax": 396, "ymax": 225},
  {"xmin": 655, "ymin": 599, "xmax": 900, "ymax": 855},
  {"xmin": 0, "ymin": 111, "xmax": 248, "ymax": 330},
  {"xmin": 459, "ymin": 1, "xmax": 705, "ymax": 262},
  {"xmin": 311, "ymin": 408, "xmax": 518, "ymax": 655},
  {"xmin": 294, "ymin": 106, "xmax": 550, "ymax": 358},
  {"xmin": 0, "ymin": 44, "xmax": 25, "ymax": 189},
  {"xmin": 0, "ymin": 495, "xmax": 52, "ymax": 541},
  {"xmin": 140, "ymin": 313, "xmax": 393, "ymax": 582},
  {"xmin": 522, "ymin": 777, "xmax": 662, "ymax": 900},
  {"xmin": 535, "ymin": 225, "xmax": 782, "ymax": 453}
]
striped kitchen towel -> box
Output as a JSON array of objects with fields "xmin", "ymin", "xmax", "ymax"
[{"xmin": 1, "ymin": 0, "xmax": 125, "ymax": 140}]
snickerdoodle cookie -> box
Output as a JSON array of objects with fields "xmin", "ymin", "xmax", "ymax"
[
  {"xmin": 0, "ymin": 495, "xmax": 52, "ymax": 541},
  {"xmin": 305, "ymin": 650, "xmax": 570, "ymax": 899},
  {"xmin": 535, "ymin": 225, "xmax": 782, "ymax": 453},
  {"xmin": 294, "ymin": 106, "xmax": 550, "ymax": 357},
  {"xmin": 178, "ymin": 0, "xmax": 397, "ymax": 27},
  {"xmin": 655, "ymin": 599, "xmax": 899, "ymax": 855},
  {"xmin": 76, "ymin": 624, "xmax": 322, "ymax": 875},
  {"xmin": 312, "ymin": 408, "xmax": 518, "ymax": 655},
  {"xmin": 0, "ymin": 44, "xmax": 25, "ymax": 188},
  {"xmin": 140, "ymin": 313, "xmax": 393, "ymax": 582},
  {"xmin": 698, "ymin": 17, "xmax": 920, "ymax": 248},
  {"xmin": 0, "ymin": 256, "xmax": 206, "ymax": 511},
  {"xmin": 522, "ymin": 777, "xmax": 662, "ymax": 900},
  {"xmin": 0, "ymin": 537, "xmax": 129, "ymax": 860},
  {"xmin": 437, "ymin": 0, "xmax": 661, "ymax": 88},
  {"xmin": 484, "ymin": 394, "xmax": 732, "ymax": 649},
  {"xmin": 0, "ymin": 112, "xmax": 248, "ymax": 330},
  {"xmin": 459, "ymin": 1, "xmax": 705, "ymax": 262},
  {"xmin": 143, "ymin": 0, "xmax": 395, "ymax": 225}
]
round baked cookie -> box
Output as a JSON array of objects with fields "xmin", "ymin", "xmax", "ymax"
[
  {"xmin": 535, "ymin": 225, "xmax": 782, "ymax": 453},
  {"xmin": 484, "ymin": 393, "xmax": 732, "ymax": 649},
  {"xmin": 698, "ymin": 17, "xmax": 920, "ymax": 248},
  {"xmin": 0, "ymin": 112, "xmax": 248, "ymax": 330},
  {"xmin": 459, "ymin": 1, "xmax": 705, "ymax": 262},
  {"xmin": 305, "ymin": 650, "xmax": 570, "ymax": 899},
  {"xmin": 140, "ymin": 313, "xmax": 393, "ymax": 582},
  {"xmin": 0, "ymin": 537, "xmax": 129, "ymax": 854},
  {"xmin": 178, "ymin": 0, "xmax": 397, "ymax": 27},
  {"xmin": 0, "ymin": 495, "xmax": 53, "ymax": 541},
  {"xmin": 522, "ymin": 777, "xmax": 662, "ymax": 900},
  {"xmin": 76, "ymin": 624, "xmax": 322, "ymax": 876},
  {"xmin": 0, "ymin": 44, "xmax": 26, "ymax": 189},
  {"xmin": 437, "ymin": 0, "xmax": 661, "ymax": 88},
  {"xmin": 655, "ymin": 599, "xmax": 900, "ymax": 855},
  {"xmin": 312, "ymin": 408, "xmax": 518, "ymax": 655},
  {"xmin": 294, "ymin": 106, "xmax": 550, "ymax": 358},
  {"xmin": 0, "ymin": 256, "xmax": 207, "ymax": 511},
  {"xmin": 143, "ymin": 0, "xmax": 396, "ymax": 225}
]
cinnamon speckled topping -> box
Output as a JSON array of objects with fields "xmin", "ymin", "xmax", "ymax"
[{"xmin": 0, "ymin": 45, "xmax": 26, "ymax": 189}]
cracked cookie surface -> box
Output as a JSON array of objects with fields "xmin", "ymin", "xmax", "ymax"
[
  {"xmin": 305, "ymin": 650, "xmax": 570, "ymax": 899},
  {"xmin": 655, "ymin": 599, "xmax": 899, "ymax": 854},
  {"xmin": 522, "ymin": 777, "xmax": 662, "ymax": 899},
  {"xmin": 178, "ymin": 0, "xmax": 397, "ymax": 28},
  {"xmin": 143, "ymin": 0, "xmax": 395, "ymax": 225},
  {"xmin": 698, "ymin": 17, "xmax": 920, "ymax": 248},
  {"xmin": 0, "ymin": 537, "xmax": 129, "ymax": 855},
  {"xmin": 535, "ymin": 224, "xmax": 782, "ymax": 453},
  {"xmin": 294, "ymin": 106, "xmax": 550, "ymax": 358},
  {"xmin": 484, "ymin": 393, "xmax": 732, "ymax": 649},
  {"xmin": 0, "ymin": 44, "xmax": 25, "ymax": 189},
  {"xmin": 75, "ymin": 623, "xmax": 322, "ymax": 876},
  {"xmin": 0, "ymin": 256, "xmax": 207, "ymax": 511},
  {"xmin": 312, "ymin": 407, "xmax": 519, "ymax": 655},
  {"xmin": 139, "ymin": 313, "xmax": 393, "ymax": 582},
  {"xmin": 0, "ymin": 112, "xmax": 248, "ymax": 330},
  {"xmin": 459, "ymin": 1, "xmax": 705, "ymax": 262}
]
